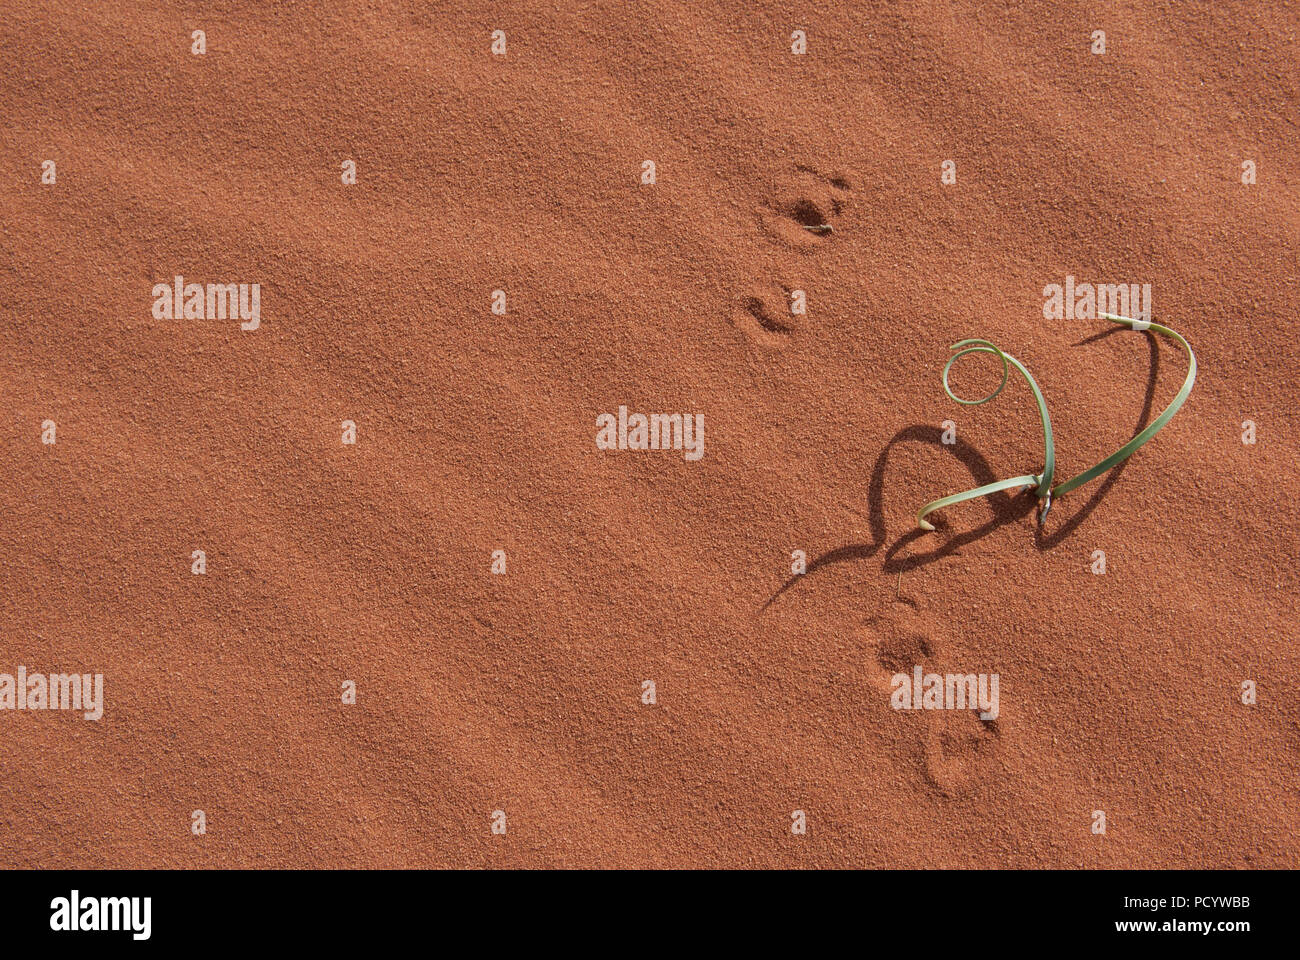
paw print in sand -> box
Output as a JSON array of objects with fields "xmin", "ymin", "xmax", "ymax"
[{"xmin": 864, "ymin": 606, "xmax": 1003, "ymax": 799}]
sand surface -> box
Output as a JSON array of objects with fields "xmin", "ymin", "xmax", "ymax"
[{"xmin": 2, "ymin": 1, "xmax": 1297, "ymax": 868}]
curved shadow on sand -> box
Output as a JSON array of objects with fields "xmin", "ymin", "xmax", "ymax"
[{"xmin": 761, "ymin": 330, "xmax": 1159, "ymax": 612}]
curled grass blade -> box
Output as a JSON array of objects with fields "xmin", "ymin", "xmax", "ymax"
[
  {"xmin": 1049, "ymin": 313, "xmax": 1197, "ymax": 499},
  {"xmin": 915, "ymin": 314, "xmax": 1196, "ymax": 533},
  {"xmin": 916, "ymin": 339, "xmax": 1055, "ymax": 531},
  {"xmin": 916, "ymin": 473, "xmax": 1043, "ymax": 531}
]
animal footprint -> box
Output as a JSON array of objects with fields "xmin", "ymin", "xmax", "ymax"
[
  {"xmin": 732, "ymin": 287, "xmax": 802, "ymax": 346},
  {"xmin": 867, "ymin": 606, "xmax": 938, "ymax": 689},
  {"xmin": 758, "ymin": 165, "xmax": 852, "ymax": 250},
  {"xmin": 922, "ymin": 708, "xmax": 1001, "ymax": 799},
  {"xmin": 867, "ymin": 607, "xmax": 1003, "ymax": 799}
]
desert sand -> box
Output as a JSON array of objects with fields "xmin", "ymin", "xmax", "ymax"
[{"xmin": 1, "ymin": 1, "xmax": 1297, "ymax": 868}]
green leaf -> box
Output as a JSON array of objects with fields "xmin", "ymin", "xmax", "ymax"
[{"xmin": 916, "ymin": 315, "xmax": 1195, "ymax": 532}]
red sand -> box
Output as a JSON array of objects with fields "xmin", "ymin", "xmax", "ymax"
[{"xmin": 1, "ymin": 1, "xmax": 1297, "ymax": 868}]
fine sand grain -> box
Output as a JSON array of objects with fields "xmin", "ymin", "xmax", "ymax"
[{"xmin": 1, "ymin": 1, "xmax": 1297, "ymax": 867}]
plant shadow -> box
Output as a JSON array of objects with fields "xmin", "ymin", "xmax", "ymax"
[{"xmin": 761, "ymin": 329, "xmax": 1160, "ymax": 612}]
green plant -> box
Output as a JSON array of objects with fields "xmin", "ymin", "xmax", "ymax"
[{"xmin": 916, "ymin": 313, "xmax": 1196, "ymax": 531}]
